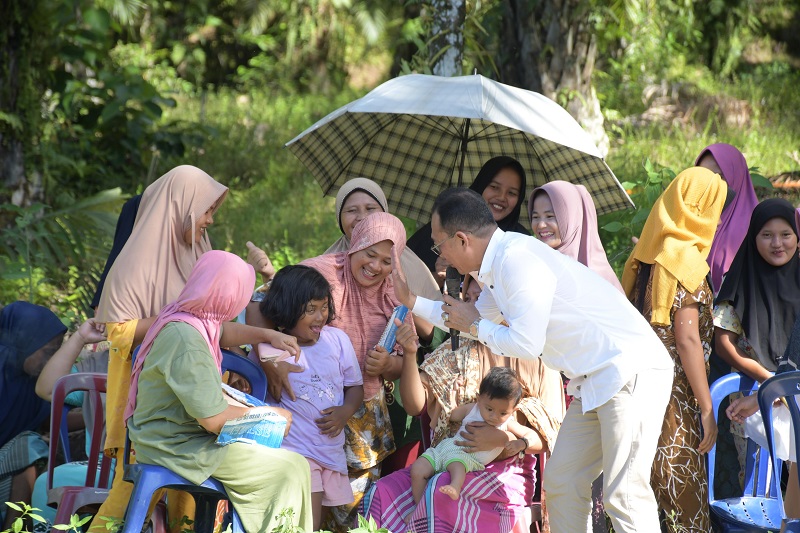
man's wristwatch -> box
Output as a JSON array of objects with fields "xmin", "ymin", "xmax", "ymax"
[{"xmin": 469, "ymin": 318, "xmax": 481, "ymax": 337}]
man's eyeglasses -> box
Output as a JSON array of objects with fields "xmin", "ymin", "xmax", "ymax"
[{"xmin": 431, "ymin": 234, "xmax": 456, "ymax": 256}]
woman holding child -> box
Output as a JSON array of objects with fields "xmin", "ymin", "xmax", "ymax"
[{"xmin": 363, "ymin": 273, "xmax": 564, "ymax": 533}]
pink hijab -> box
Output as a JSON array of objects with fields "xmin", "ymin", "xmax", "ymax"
[
  {"xmin": 124, "ymin": 250, "xmax": 255, "ymax": 422},
  {"xmin": 529, "ymin": 181, "xmax": 623, "ymax": 291},
  {"xmin": 302, "ymin": 212, "xmax": 413, "ymax": 400},
  {"xmin": 695, "ymin": 143, "xmax": 758, "ymax": 292}
]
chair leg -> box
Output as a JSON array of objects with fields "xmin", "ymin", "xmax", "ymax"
[
  {"xmin": 122, "ymin": 478, "xmax": 164, "ymax": 533},
  {"xmin": 53, "ymin": 493, "xmax": 78, "ymax": 527},
  {"xmin": 192, "ymin": 495, "xmax": 223, "ymax": 533}
]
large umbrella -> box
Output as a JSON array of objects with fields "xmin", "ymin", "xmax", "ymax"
[{"xmin": 286, "ymin": 73, "xmax": 633, "ymax": 224}]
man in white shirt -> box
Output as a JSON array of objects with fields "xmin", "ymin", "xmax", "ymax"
[{"xmin": 392, "ymin": 187, "xmax": 673, "ymax": 533}]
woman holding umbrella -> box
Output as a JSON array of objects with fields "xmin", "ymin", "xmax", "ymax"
[{"xmin": 407, "ymin": 156, "xmax": 529, "ymax": 280}]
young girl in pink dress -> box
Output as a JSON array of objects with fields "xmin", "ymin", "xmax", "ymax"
[{"xmin": 259, "ymin": 265, "xmax": 365, "ymax": 531}]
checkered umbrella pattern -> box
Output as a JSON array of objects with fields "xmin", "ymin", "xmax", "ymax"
[{"xmin": 286, "ymin": 74, "xmax": 633, "ymax": 224}]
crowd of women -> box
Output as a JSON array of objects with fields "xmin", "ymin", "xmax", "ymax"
[{"xmin": 2, "ymin": 141, "xmax": 799, "ymax": 533}]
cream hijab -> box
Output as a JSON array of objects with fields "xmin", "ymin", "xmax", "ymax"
[
  {"xmin": 95, "ymin": 165, "xmax": 228, "ymax": 323},
  {"xmin": 325, "ymin": 177, "xmax": 442, "ymax": 301}
]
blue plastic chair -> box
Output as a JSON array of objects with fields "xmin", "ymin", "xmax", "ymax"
[
  {"xmin": 220, "ymin": 349, "xmax": 268, "ymax": 402},
  {"xmin": 121, "ymin": 346, "xmax": 245, "ymax": 533},
  {"xmin": 708, "ymin": 372, "xmax": 783, "ymax": 532},
  {"xmin": 758, "ymin": 370, "xmax": 800, "ymax": 532}
]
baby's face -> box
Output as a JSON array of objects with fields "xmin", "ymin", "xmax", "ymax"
[{"xmin": 476, "ymin": 394, "xmax": 517, "ymax": 427}]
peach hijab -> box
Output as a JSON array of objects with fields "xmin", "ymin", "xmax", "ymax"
[
  {"xmin": 303, "ymin": 212, "xmax": 414, "ymax": 399},
  {"xmin": 529, "ymin": 181, "xmax": 623, "ymax": 291},
  {"xmin": 95, "ymin": 165, "xmax": 228, "ymax": 323}
]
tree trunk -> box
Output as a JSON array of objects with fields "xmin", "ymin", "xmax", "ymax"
[
  {"xmin": 498, "ymin": 0, "xmax": 609, "ymax": 157},
  {"xmin": 0, "ymin": 0, "xmax": 45, "ymax": 222},
  {"xmin": 429, "ymin": 0, "xmax": 466, "ymax": 77}
]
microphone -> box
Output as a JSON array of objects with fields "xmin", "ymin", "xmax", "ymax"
[{"xmin": 445, "ymin": 266, "xmax": 461, "ymax": 351}]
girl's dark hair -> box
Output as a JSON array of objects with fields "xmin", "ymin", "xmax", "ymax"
[
  {"xmin": 259, "ymin": 265, "xmax": 335, "ymax": 331},
  {"xmin": 478, "ymin": 367, "xmax": 523, "ymax": 405}
]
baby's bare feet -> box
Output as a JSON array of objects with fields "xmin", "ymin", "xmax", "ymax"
[{"xmin": 439, "ymin": 484, "xmax": 460, "ymax": 500}]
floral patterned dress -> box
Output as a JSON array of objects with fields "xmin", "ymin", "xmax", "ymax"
[{"xmin": 632, "ymin": 272, "xmax": 713, "ymax": 533}]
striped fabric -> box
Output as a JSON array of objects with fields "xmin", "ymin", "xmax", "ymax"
[
  {"xmin": 287, "ymin": 86, "xmax": 633, "ymax": 225},
  {"xmin": 0, "ymin": 431, "xmax": 48, "ymax": 508}
]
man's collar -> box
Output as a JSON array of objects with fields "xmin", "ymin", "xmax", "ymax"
[{"xmin": 477, "ymin": 228, "xmax": 505, "ymax": 283}]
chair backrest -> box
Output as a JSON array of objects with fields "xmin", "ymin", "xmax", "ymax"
[
  {"xmin": 708, "ymin": 372, "xmax": 778, "ymax": 501},
  {"xmin": 221, "ymin": 349, "xmax": 267, "ymax": 402},
  {"xmin": 758, "ymin": 370, "xmax": 800, "ymax": 519},
  {"xmin": 47, "ymin": 372, "xmax": 112, "ymax": 492}
]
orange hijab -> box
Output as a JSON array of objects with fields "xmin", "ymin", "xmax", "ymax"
[{"xmin": 95, "ymin": 165, "xmax": 228, "ymax": 323}]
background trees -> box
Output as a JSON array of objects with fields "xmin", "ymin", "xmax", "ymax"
[{"xmin": 1, "ymin": 0, "xmax": 798, "ymax": 323}]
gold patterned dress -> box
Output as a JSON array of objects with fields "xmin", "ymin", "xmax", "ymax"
[{"xmin": 632, "ymin": 271, "xmax": 714, "ymax": 533}]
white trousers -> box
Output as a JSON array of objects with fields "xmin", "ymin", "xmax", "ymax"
[{"xmin": 543, "ymin": 367, "xmax": 672, "ymax": 533}]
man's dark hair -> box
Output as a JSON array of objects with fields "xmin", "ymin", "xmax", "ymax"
[
  {"xmin": 260, "ymin": 265, "xmax": 335, "ymax": 331},
  {"xmin": 478, "ymin": 367, "xmax": 523, "ymax": 405},
  {"xmin": 432, "ymin": 187, "xmax": 497, "ymax": 237}
]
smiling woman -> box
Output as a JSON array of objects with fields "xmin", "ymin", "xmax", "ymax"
[
  {"xmin": 300, "ymin": 212, "xmax": 417, "ymax": 532},
  {"xmin": 326, "ymin": 177, "xmax": 442, "ymax": 300},
  {"xmin": 407, "ymin": 156, "xmax": 529, "ymax": 278}
]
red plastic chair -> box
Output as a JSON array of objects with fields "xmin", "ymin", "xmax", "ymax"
[{"xmin": 46, "ymin": 372, "xmax": 112, "ymax": 526}]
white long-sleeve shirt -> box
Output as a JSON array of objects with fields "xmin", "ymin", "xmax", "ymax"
[{"xmin": 413, "ymin": 228, "xmax": 672, "ymax": 412}]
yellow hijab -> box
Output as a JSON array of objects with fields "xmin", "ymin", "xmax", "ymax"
[{"xmin": 621, "ymin": 167, "xmax": 727, "ymax": 325}]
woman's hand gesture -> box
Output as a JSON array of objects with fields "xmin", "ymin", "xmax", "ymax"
[
  {"xmin": 456, "ymin": 421, "xmax": 509, "ymax": 452},
  {"xmin": 316, "ymin": 406, "xmax": 349, "ymax": 438},
  {"xmin": 246, "ymin": 241, "xmax": 276, "ymax": 282},
  {"xmin": 365, "ymin": 346, "xmax": 392, "ymax": 377}
]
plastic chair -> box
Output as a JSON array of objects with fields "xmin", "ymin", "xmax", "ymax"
[
  {"xmin": 122, "ymin": 346, "xmax": 245, "ymax": 533},
  {"xmin": 221, "ymin": 348, "xmax": 268, "ymax": 402},
  {"xmin": 47, "ymin": 372, "xmax": 113, "ymax": 526},
  {"xmin": 707, "ymin": 372, "xmax": 783, "ymax": 532},
  {"xmin": 759, "ymin": 370, "xmax": 800, "ymax": 532}
]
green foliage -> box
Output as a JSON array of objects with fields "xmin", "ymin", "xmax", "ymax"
[
  {"xmin": 0, "ymin": 189, "xmax": 125, "ymax": 324},
  {"xmin": 39, "ymin": 3, "xmax": 193, "ymax": 197},
  {"xmin": 1, "ymin": 502, "xmax": 45, "ymax": 533},
  {"xmin": 599, "ymin": 159, "xmax": 673, "ymax": 272},
  {"xmin": 158, "ymin": 87, "xmax": 364, "ymax": 263},
  {"xmin": 397, "ymin": 0, "xmax": 501, "ymax": 76}
]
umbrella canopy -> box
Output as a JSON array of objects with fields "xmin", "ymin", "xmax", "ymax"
[{"xmin": 286, "ymin": 73, "xmax": 633, "ymax": 224}]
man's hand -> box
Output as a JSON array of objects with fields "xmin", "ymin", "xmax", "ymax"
[
  {"xmin": 726, "ymin": 394, "xmax": 760, "ymax": 424},
  {"xmin": 246, "ymin": 241, "xmax": 276, "ymax": 282},
  {"xmin": 440, "ymin": 294, "xmax": 480, "ymax": 333}
]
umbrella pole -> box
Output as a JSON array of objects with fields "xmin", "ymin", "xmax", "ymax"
[{"xmin": 456, "ymin": 118, "xmax": 471, "ymax": 187}]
